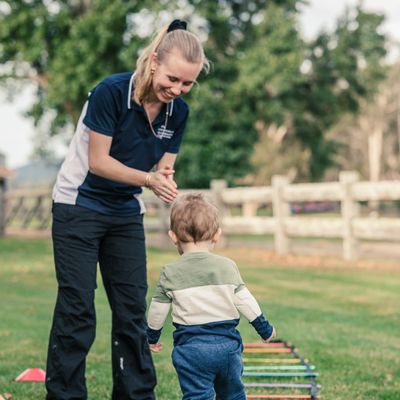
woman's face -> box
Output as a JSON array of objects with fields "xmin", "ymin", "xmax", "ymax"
[{"xmin": 150, "ymin": 48, "xmax": 203, "ymax": 103}]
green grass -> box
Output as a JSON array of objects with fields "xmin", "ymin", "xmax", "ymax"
[{"xmin": 0, "ymin": 238, "xmax": 399, "ymax": 399}]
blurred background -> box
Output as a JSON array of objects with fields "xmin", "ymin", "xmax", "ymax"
[{"xmin": 1, "ymin": 0, "xmax": 400, "ymax": 260}]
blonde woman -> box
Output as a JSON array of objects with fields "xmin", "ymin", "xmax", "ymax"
[{"xmin": 46, "ymin": 19, "xmax": 209, "ymax": 400}]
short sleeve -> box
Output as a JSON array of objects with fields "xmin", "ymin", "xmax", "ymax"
[
  {"xmin": 83, "ymin": 83, "xmax": 120, "ymax": 136},
  {"xmin": 167, "ymin": 108, "xmax": 189, "ymax": 153}
]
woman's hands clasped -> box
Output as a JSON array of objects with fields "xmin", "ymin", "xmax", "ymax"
[{"xmin": 147, "ymin": 165, "xmax": 178, "ymax": 203}]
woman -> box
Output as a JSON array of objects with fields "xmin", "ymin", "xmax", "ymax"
[{"xmin": 46, "ymin": 19, "xmax": 209, "ymax": 400}]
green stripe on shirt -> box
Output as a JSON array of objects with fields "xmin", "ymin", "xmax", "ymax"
[{"xmin": 152, "ymin": 252, "xmax": 245, "ymax": 303}]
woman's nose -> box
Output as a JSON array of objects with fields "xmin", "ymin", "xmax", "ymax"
[{"xmin": 170, "ymin": 84, "xmax": 182, "ymax": 96}]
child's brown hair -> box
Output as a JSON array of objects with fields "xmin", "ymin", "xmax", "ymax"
[{"xmin": 170, "ymin": 193, "xmax": 219, "ymax": 243}]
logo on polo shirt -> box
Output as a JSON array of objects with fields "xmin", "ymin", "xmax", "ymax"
[{"xmin": 156, "ymin": 126, "xmax": 174, "ymax": 139}]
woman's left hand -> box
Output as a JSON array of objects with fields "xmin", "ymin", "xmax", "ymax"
[
  {"xmin": 160, "ymin": 165, "xmax": 177, "ymax": 186},
  {"xmin": 147, "ymin": 167, "xmax": 178, "ymax": 203}
]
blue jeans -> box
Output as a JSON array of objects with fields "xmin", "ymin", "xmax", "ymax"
[{"xmin": 172, "ymin": 335, "xmax": 245, "ymax": 400}]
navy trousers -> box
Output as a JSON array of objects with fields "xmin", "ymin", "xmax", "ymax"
[{"xmin": 46, "ymin": 203, "xmax": 156, "ymax": 400}]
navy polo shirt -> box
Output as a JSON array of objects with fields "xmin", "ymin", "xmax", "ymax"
[{"xmin": 52, "ymin": 72, "xmax": 189, "ymax": 216}]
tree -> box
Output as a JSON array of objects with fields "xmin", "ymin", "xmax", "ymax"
[
  {"xmin": 328, "ymin": 63, "xmax": 400, "ymax": 182},
  {"xmin": 0, "ymin": 0, "xmax": 152, "ymax": 132},
  {"xmin": 295, "ymin": 5, "xmax": 387, "ymax": 179},
  {"xmin": 1, "ymin": 1, "xmax": 389, "ymax": 187},
  {"xmin": 225, "ymin": 3, "xmax": 307, "ymax": 184},
  {"xmin": 176, "ymin": 1, "xmax": 306, "ymax": 187},
  {"xmin": 180, "ymin": 3, "xmax": 388, "ymax": 186}
]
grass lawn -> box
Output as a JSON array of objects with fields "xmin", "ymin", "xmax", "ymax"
[{"xmin": 0, "ymin": 237, "xmax": 399, "ymax": 399}]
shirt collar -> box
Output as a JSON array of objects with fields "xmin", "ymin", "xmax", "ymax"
[
  {"xmin": 127, "ymin": 72, "xmax": 135, "ymax": 109},
  {"xmin": 127, "ymin": 72, "xmax": 174, "ymax": 116}
]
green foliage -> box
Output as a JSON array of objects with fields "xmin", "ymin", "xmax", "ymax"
[
  {"xmin": 176, "ymin": 2, "xmax": 305, "ymax": 187},
  {"xmin": 175, "ymin": 80, "xmax": 258, "ymax": 187},
  {"xmin": 293, "ymin": 7, "xmax": 387, "ymax": 179},
  {"xmin": 179, "ymin": 3, "xmax": 388, "ymax": 185},
  {"xmin": 0, "ymin": 0, "xmax": 149, "ymax": 132},
  {"xmin": 0, "ymin": 1, "xmax": 388, "ymax": 186}
]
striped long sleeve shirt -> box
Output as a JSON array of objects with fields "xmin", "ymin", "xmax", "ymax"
[{"xmin": 147, "ymin": 251, "xmax": 274, "ymax": 346}]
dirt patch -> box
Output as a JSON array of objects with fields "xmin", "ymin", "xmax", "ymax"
[
  {"xmin": 217, "ymin": 246, "xmax": 400, "ymax": 271},
  {"xmin": 5, "ymin": 227, "xmax": 51, "ymax": 239}
]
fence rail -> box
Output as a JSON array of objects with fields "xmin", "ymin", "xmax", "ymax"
[
  {"xmin": 5, "ymin": 188, "xmax": 53, "ymax": 230},
  {"xmin": 3, "ymin": 171, "xmax": 400, "ymax": 260}
]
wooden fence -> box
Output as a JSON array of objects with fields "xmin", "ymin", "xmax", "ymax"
[
  {"xmin": 4, "ymin": 187, "xmax": 53, "ymax": 233},
  {"xmin": 3, "ymin": 171, "xmax": 400, "ymax": 260}
]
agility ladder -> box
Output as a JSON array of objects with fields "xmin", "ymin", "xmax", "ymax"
[{"xmin": 243, "ymin": 340, "xmax": 320, "ymax": 399}]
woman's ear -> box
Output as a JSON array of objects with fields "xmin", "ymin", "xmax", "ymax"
[{"xmin": 150, "ymin": 52, "xmax": 159, "ymax": 71}]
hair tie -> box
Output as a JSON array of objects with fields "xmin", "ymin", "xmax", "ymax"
[{"xmin": 167, "ymin": 19, "xmax": 187, "ymax": 33}]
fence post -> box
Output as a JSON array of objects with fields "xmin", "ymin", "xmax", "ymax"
[
  {"xmin": 243, "ymin": 201, "xmax": 259, "ymax": 217},
  {"xmin": 272, "ymin": 175, "xmax": 290, "ymax": 255},
  {"xmin": 210, "ymin": 179, "xmax": 227, "ymax": 215},
  {"xmin": 211, "ymin": 179, "xmax": 228, "ymax": 247},
  {"xmin": 0, "ymin": 153, "xmax": 7, "ymax": 237},
  {"xmin": 158, "ymin": 201, "xmax": 171, "ymax": 248},
  {"xmin": 340, "ymin": 171, "xmax": 360, "ymax": 260}
]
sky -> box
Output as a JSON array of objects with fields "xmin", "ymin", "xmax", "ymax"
[{"xmin": 1, "ymin": 0, "xmax": 399, "ymax": 169}]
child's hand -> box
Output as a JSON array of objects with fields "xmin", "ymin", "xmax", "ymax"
[
  {"xmin": 262, "ymin": 326, "xmax": 277, "ymax": 343},
  {"xmin": 149, "ymin": 342, "xmax": 163, "ymax": 353}
]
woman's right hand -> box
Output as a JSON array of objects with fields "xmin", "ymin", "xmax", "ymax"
[{"xmin": 147, "ymin": 167, "xmax": 178, "ymax": 203}]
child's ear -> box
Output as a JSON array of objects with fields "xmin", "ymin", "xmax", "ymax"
[
  {"xmin": 212, "ymin": 228, "xmax": 222, "ymax": 243},
  {"xmin": 168, "ymin": 230, "xmax": 178, "ymax": 245}
]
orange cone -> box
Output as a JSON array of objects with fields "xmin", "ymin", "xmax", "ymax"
[{"xmin": 15, "ymin": 368, "xmax": 46, "ymax": 382}]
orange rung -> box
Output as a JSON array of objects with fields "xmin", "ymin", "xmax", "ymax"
[
  {"xmin": 244, "ymin": 348, "xmax": 293, "ymax": 354},
  {"xmin": 247, "ymin": 395, "xmax": 318, "ymax": 399},
  {"xmin": 243, "ymin": 358, "xmax": 303, "ymax": 363},
  {"xmin": 244, "ymin": 342, "xmax": 289, "ymax": 348}
]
